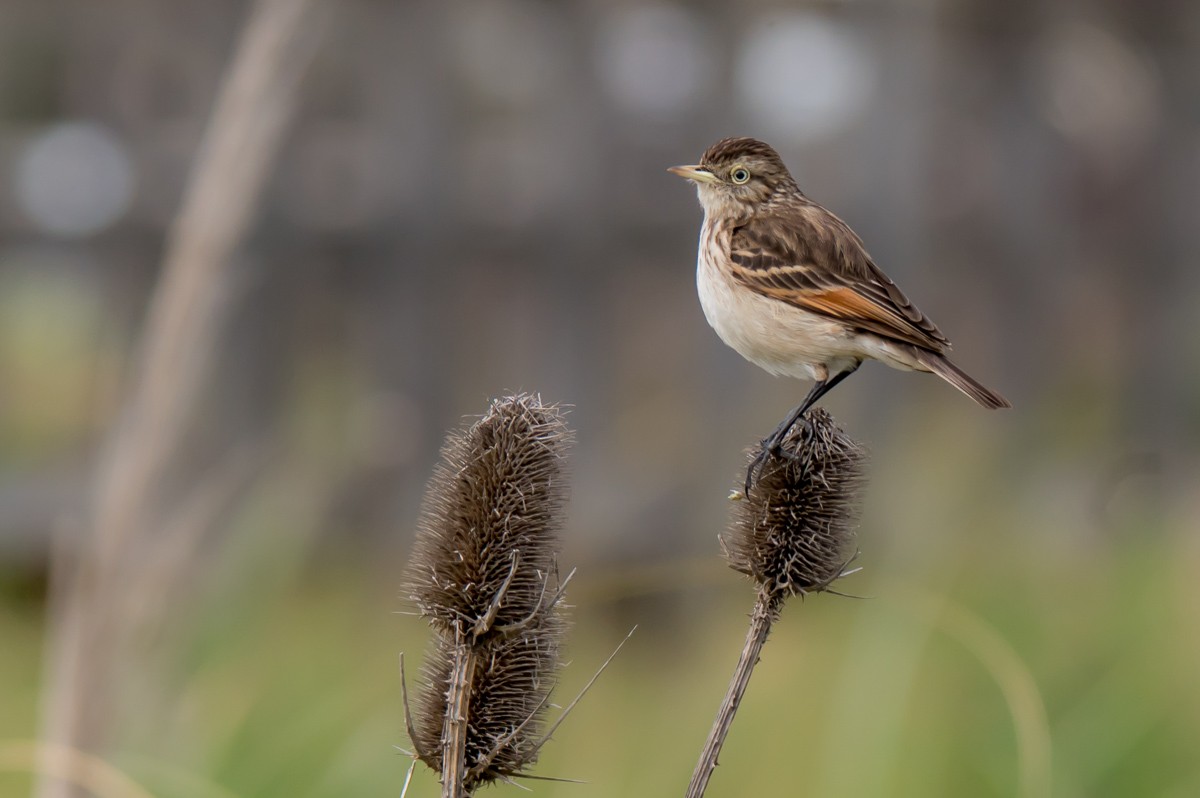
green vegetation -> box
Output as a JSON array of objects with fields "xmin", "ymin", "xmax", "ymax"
[{"xmin": 3, "ymin": 497, "xmax": 1196, "ymax": 798}]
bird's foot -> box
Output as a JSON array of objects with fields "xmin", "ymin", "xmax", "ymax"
[
  {"xmin": 771, "ymin": 415, "xmax": 814, "ymax": 459},
  {"xmin": 745, "ymin": 448, "xmax": 767, "ymax": 496},
  {"xmin": 745, "ymin": 407, "xmax": 823, "ymax": 494},
  {"xmin": 797, "ymin": 412, "xmax": 816, "ymax": 442},
  {"xmin": 745, "ymin": 430, "xmax": 796, "ymax": 494}
]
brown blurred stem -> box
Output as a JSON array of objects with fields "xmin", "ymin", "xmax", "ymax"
[
  {"xmin": 37, "ymin": 1, "xmax": 325, "ymax": 795},
  {"xmin": 685, "ymin": 591, "xmax": 782, "ymax": 798}
]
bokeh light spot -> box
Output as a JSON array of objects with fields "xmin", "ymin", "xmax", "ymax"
[
  {"xmin": 736, "ymin": 13, "xmax": 876, "ymax": 143},
  {"xmin": 1038, "ymin": 23, "xmax": 1160, "ymax": 171},
  {"xmin": 596, "ymin": 4, "xmax": 715, "ymax": 117},
  {"xmin": 14, "ymin": 121, "xmax": 135, "ymax": 238}
]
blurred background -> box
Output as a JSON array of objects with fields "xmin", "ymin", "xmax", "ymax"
[{"xmin": 1, "ymin": 0, "xmax": 1198, "ymax": 796}]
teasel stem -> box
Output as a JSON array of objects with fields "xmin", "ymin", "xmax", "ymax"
[
  {"xmin": 441, "ymin": 623, "xmax": 477, "ymax": 798},
  {"xmin": 685, "ymin": 590, "xmax": 782, "ymax": 798}
]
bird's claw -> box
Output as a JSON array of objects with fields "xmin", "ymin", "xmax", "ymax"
[
  {"xmin": 746, "ymin": 412, "xmax": 818, "ymax": 493},
  {"xmin": 745, "ymin": 449, "xmax": 766, "ymax": 496}
]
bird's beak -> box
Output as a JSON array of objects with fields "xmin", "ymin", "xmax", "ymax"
[{"xmin": 668, "ymin": 164, "xmax": 720, "ymax": 184}]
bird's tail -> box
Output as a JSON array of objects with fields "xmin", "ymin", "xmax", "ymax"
[{"xmin": 916, "ymin": 352, "xmax": 1012, "ymax": 409}]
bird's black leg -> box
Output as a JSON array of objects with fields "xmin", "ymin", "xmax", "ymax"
[
  {"xmin": 765, "ymin": 366, "xmax": 860, "ymax": 453},
  {"xmin": 744, "ymin": 364, "xmax": 861, "ymax": 494}
]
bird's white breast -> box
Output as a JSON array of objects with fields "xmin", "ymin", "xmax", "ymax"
[{"xmin": 695, "ymin": 220, "xmax": 862, "ymax": 382}]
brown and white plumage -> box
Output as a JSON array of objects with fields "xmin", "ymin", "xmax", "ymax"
[{"xmin": 670, "ymin": 136, "xmax": 1009, "ymax": 470}]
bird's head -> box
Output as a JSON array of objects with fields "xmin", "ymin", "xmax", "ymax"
[{"xmin": 669, "ymin": 137, "xmax": 799, "ymax": 217}]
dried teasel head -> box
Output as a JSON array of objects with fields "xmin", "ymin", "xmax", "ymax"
[
  {"xmin": 403, "ymin": 393, "xmax": 572, "ymax": 792},
  {"xmin": 724, "ymin": 408, "xmax": 865, "ymax": 599},
  {"xmin": 404, "ymin": 393, "xmax": 572, "ymax": 638}
]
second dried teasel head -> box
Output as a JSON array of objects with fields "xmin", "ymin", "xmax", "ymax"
[{"xmin": 724, "ymin": 408, "xmax": 865, "ymax": 602}]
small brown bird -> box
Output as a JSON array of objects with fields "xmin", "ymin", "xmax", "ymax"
[{"xmin": 670, "ymin": 137, "xmax": 1010, "ymax": 489}]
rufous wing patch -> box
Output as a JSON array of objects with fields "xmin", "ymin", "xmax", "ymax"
[{"xmin": 756, "ymin": 285, "xmax": 943, "ymax": 350}]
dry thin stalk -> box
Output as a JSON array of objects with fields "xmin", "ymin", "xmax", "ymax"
[
  {"xmin": 404, "ymin": 394, "xmax": 573, "ymax": 797},
  {"xmin": 685, "ymin": 593, "xmax": 781, "ymax": 798},
  {"xmin": 37, "ymin": 2, "xmax": 325, "ymax": 795},
  {"xmin": 686, "ymin": 408, "xmax": 865, "ymax": 798}
]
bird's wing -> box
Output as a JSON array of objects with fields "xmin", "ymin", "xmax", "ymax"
[{"xmin": 728, "ymin": 207, "xmax": 951, "ymax": 353}]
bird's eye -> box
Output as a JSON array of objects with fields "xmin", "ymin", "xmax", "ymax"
[{"xmin": 730, "ymin": 166, "xmax": 751, "ymax": 184}]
